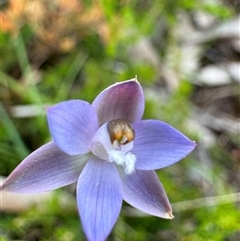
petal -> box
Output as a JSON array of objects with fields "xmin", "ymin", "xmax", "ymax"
[
  {"xmin": 92, "ymin": 78, "xmax": 144, "ymax": 125},
  {"xmin": 47, "ymin": 100, "xmax": 99, "ymax": 155},
  {"xmin": 1, "ymin": 142, "xmax": 90, "ymax": 193},
  {"xmin": 121, "ymin": 170, "xmax": 173, "ymax": 219},
  {"xmin": 91, "ymin": 123, "xmax": 112, "ymax": 159},
  {"xmin": 132, "ymin": 120, "xmax": 197, "ymax": 170},
  {"xmin": 77, "ymin": 156, "xmax": 122, "ymax": 241}
]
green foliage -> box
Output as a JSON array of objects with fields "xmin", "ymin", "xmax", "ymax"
[
  {"xmin": 182, "ymin": 204, "xmax": 239, "ymax": 241},
  {"xmin": 202, "ymin": 2, "xmax": 233, "ymax": 19}
]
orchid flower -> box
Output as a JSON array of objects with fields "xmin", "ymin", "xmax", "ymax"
[{"xmin": 1, "ymin": 78, "xmax": 196, "ymax": 241}]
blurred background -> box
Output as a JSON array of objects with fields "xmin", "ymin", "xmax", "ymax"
[{"xmin": 0, "ymin": 0, "xmax": 239, "ymax": 240}]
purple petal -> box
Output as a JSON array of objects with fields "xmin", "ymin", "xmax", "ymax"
[
  {"xmin": 77, "ymin": 156, "xmax": 122, "ymax": 241},
  {"xmin": 91, "ymin": 123, "xmax": 112, "ymax": 159},
  {"xmin": 92, "ymin": 78, "xmax": 144, "ymax": 125},
  {"xmin": 132, "ymin": 120, "xmax": 197, "ymax": 170},
  {"xmin": 121, "ymin": 170, "xmax": 173, "ymax": 219},
  {"xmin": 1, "ymin": 142, "xmax": 90, "ymax": 193},
  {"xmin": 47, "ymin": 100, "xmax": 99, "ymax": 155}
]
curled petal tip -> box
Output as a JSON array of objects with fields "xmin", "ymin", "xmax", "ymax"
[
  {"xmin": 44, "ymin": 105, "xmax": 50, "ymax": 111},
  {"xmin": 0, "ymin": 182, "xmax": 11, "ymax": 192},
  {"xmin": 166, "ymin": 211, "xmax": 174, "ymax": 219},
  {"xmin": 114, "ymin": 77, "xmax": 139, "ymax": 87},
  {"xmin": 193, "ymin": 141, "xmax": 198, "ymax": 147}
]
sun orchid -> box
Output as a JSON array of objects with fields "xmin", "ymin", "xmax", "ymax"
[{"xmin": 1, "ymin": 78, "xmax": 196, "ymax": 241}]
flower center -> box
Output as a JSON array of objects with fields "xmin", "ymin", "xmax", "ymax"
[
  {"xmin": 91, "ymin": 119, "xmax": 136, "ymax": 174},
  {"xmin": 107, "ymin": 119, "xmax": 135, "ymax": 145},
  {"xmin": 107, "ymin": 119, "xmax": 136, "ymax": 174}
]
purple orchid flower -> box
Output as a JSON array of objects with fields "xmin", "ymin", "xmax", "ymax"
[{"xmin": 1, "ymin": 78, "xmax": 196, "ymax": 241}]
